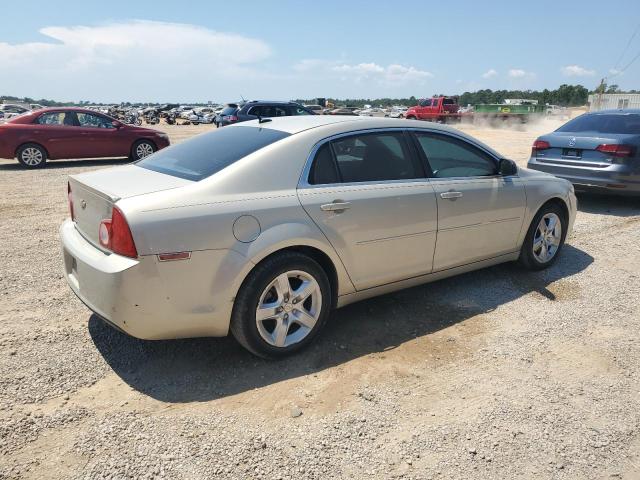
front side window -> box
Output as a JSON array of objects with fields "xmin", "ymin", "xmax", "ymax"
[
  {"xmin": 77, "ymin": 112, "xmax": 114, "ymax": 128},
  {"xmin": 309, "ymin": 132, "xmax": 423, "ymax": 184},
  {"xmin": 419, "ymin": 99, "xmax": 432, "ymax": 107},
  {"xmin": 415, "ymin": 133, "xmax": 497, "ymax": 178},
  {"xmin": 137, "ymin": 126, "xmax": 290, "ymax": 181}
]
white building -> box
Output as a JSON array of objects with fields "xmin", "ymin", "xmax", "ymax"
[{"xmin": 588, "ymin": 93, "xmax": 640, "ymax": 111}]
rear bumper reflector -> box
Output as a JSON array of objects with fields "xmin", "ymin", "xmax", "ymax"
[{"xmin": 157, "ymin": 251, "xmax": 191, "ymax": 262}]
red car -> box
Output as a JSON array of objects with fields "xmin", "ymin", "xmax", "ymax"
[{"xmin": 0, "ymin": 107, "xmax": 170, "ymax": 168}]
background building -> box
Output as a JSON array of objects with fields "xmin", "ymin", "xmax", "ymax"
[{"xmin": 588, "ymin": 93, "xmax": 640, "ymax": 111}]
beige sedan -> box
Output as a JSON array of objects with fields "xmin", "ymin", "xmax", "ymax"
[{"xmin": 61, "ymin": 116, "xmax": 576, "ymax": 358}]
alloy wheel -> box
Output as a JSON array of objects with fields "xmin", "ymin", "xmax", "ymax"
[
  {"xmin": 21, "ymin": 147, "xmax": 43, "ymax": 166},
  {"xmin": 255, "ymin": 270, "xmax": 322, "ymax": 348},
  {"xmin": 532, "ymin": 213, "xmax": 562, "ymax": 263},
  {"xmin": 136, "ymin": 142, "xmax": 154, "ymax": 159}
]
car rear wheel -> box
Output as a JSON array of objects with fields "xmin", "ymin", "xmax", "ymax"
[
  {"xmin": 230, "ymin": 251, "xmax": 332, "ymax": 358},
  {"xmin": 17, "ymin": 143, "xmax": 47, "ymax": 168},
  {"xmin": 518, "ymin": 204, "xmax": 567, "ymax": 270},
  {"xmin": 130, "ymin": 140, "xmax": 156, "ymax": 161}
]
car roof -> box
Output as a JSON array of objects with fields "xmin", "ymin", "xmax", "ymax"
[
  {"xmin": 30, "ymin": 107, "xmax": 106, "ymax": 114},
  {"xmin": 231, "ymin": 115, "xmax": 471, "ymax": 137},
  {"xmin": 245, "ymin": 100, "xmax": 300, "ymax": 105},
  {"xmin": 587, "ymin": 109, "xmax": 640, "ymax": 115}
]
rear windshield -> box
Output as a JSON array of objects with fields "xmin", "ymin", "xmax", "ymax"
[
  {"xmin": 221, "ymin": 106, "xmax": 239, "ymax": 115},
  {"xmin": 557, "ymin": 114, "xmax": 640, "ymax": 134},
  {"xmin": 136, "ymin": 126, "xmax": 290, "ymax": 181}
]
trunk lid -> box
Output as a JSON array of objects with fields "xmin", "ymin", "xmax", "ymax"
[
  {"xmin": 69, "ymin": 165, "xmax": 192, "ymax": 247},
  {"xmin": 536, "ymin": 132, "xmax": 639, "ymax": 166}
]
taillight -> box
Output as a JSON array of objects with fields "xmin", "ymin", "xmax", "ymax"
[
  {"xmin": 224, "ymin": 115, "xmax": 238, "ymax": 122},
  {"xmin": 67, "ymin": 182, "xmax": 75, "ymax": 221},
  {"xmin": 98, "ymin": 206, "xmax": 137, "ymax": 258},
  {"xmin": 595, "ymin": 144, "xmax": 634, "ymax": 158},
  {"xmin": 531, "ymin": 139, "xmax": 550, "ymax": 156}
]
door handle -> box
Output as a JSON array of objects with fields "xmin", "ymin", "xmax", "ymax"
[
  {"xmin": 440, "ymin": 191, "xmax": 463, "ymax": 200},
  {"xmin": 320, "ymin": 201, "xmax": 351, "ymax": 212}
]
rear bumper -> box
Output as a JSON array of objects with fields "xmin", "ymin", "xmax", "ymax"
[
  {"xmin": 528, "ymin": 157, "xmax": 640, "ymax": 195},
  {"xmin": 60, "ymin": 219, "xmax": 246, "ymax": 340}
]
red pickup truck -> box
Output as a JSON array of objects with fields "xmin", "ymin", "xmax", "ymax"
[{"xmin": 405, "ymin": 96, "xmax": 461, "ymax": 122}]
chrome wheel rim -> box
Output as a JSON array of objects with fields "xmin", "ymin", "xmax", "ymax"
[
  {"xmin": 136, "ymin": 142, "xmax": 154, "ymax": 158},
  {"xmin": 256, "ymin": 270, "xmax": 322, "ymax": 348},
  {"xmin": 533, "ymin": 213, "xmax": 562, "ymax": 263},
  {"xmin": 21, "ymin": 147, "xmax": 43, "ymax": 166}
]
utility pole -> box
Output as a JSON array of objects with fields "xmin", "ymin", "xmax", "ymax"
[{"xmin": 594, "ymin": 78, "xmax": 606, "ymax": 111}]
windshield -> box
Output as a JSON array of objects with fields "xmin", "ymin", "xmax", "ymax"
[
  {"xmin": 556, "ymin": 114, "xmax": 640, "ymax": 134},
  {"xmin": 137, "ymin": 126, "xmax": 291, "ymax": 181}
]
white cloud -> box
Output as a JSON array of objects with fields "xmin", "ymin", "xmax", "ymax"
[
  {"xmin": 508, "ymin": 69, "xmax": 528, "ymax": 78},
  {"xmin": 482, "ymin": 69, "xmax": 498, "ymax": 79},
  {"xmin": 609, "ymin": 68, "xmax": 622, "ymax": 76},
  {"xmin": 295, "ymin": 59, "xmax": 433, "ymax": 86},
  {"xmin": 561, "ymin": 65, "xmax": 595, "ymax": 77},
  {"xmin": 0, "ymin": 21, "xmax": 272, "ymax": 101}
]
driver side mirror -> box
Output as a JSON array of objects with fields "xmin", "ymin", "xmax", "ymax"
[
  {"xmin": 498, "ymin": 158, "xmax": 518, "ymax": 176},
  {"xmin": 111, "ymin": 120, "xmax": 122, "ymax": 129}
]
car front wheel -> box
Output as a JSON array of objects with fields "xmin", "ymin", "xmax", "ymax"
[
  {"xmin": 231, "ymin": 252, "xmax": 332, "ymax": 358},
  {"xmin": 131, "ymin": 140, "xmax": 156, "ymax": 161},
  {"xmin": 17, "ymin": 143, "xmax": 47, "ymax": 168},
  {"xmin": 518, "ymin": 203, "xmax": 567, "ymax": 270}
]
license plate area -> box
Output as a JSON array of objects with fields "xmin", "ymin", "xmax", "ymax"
[{"xmin": 563, "ymin": 148, "xmax": 582, "ymax": 158}]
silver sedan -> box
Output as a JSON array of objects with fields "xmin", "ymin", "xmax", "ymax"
[{"xmin": 61, "ymin": 116, "xmax": 577, "ymax": 358}]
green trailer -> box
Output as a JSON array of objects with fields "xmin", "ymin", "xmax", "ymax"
[{"xmin": 472, "ymin": 99, "xmax": 545, "ymax": 123}]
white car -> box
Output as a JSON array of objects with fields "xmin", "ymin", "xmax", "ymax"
[{"xmin": 61, "ymin": 116, "xmax": 576, "ymax": 358}]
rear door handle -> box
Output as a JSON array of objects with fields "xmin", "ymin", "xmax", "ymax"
[
  {"xmin": 440, "ymin": 191, "xmax": 463, "ymax": 200},
  {"xmin": 320, "ymin": 201, "xmax": 351, "ymax": 212}
]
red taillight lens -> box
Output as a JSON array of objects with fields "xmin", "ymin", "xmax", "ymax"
[
  {"xmin": 98, "ymin": 206, "xmax": 137, "ymax": 258},
  {"xmin": 532, "ymin": 139, "xmax": 550, "ymax": 156},
  {"xmin": 68, "ymin": 182, "xmax": 75, "ymax": 221},
  {"xmin": 596, "ymin": 144, "xmax": 634, "ymax": 158}
]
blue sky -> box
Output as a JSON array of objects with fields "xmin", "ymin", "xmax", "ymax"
[{"xmin": 2, "ymin": 0, "xmax": 639, "ymax": 103}]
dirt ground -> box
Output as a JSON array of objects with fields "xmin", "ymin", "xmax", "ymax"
[{"xmin": 1, "ymin": 118, "xmax": 639, "ymax": 479}]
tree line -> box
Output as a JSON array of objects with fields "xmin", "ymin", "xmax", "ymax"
[{"xmin": 3, "ymin": 84, "xmax": 639, "ymax": 109}]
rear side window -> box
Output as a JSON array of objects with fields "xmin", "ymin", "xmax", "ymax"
[
  {"xmin": 36, "ymin": 112, "xmax": 64, "ymax": 125},
  {"xmin": 308, "ymin": 132, "xmax": 423, "ymax": 184},
  {"xmin": 309, "ymin": 144, "xmax": 339, "ymax": 184},
  {"xmin": 292, "ymin": 106, "xmax": 312, "ymax": 115},
  {"xmin": 137, "ymin": 126, "xmax": 290, "ymax": 181},
  {"xmin": 415, "ymin": 133, "xmax": 497, "ymax": 178},
  {"xmin": 557, "ymin": 114, "xmax": 640, "ymax": 134}
]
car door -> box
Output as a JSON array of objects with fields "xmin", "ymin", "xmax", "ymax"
[
  {"xmin": 297, "ymin": 130, "xmax": 438, "ymax": 290},
  {"xmin": 32, "ymin": 111, "xmax": 86, "ymax": 159},
  {"xmin": 76, "ymin": 112, "xmax": 127, "ymax": 157},
  {"xmin": 411, "ymin": 131, "xmax": 526, "ymax": 271}
]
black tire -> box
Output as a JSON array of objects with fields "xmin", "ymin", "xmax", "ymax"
[
  {"xmin": 230, "ymin": 251, "xmax": 332, "ymax": 359},
  {"xmin": 17, "ymin": 143, "xmax": 47, "ymax": 168},
  {"xmin": 518, "ymin": 203, "xmax": 567, "ymax": 270},
  {"xmin": 130, "ymin": 139, "xmax": 156, "ymax": 161}
]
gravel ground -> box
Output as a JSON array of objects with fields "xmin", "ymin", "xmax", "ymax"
[{"xmin": 1, "ymin": 121, "xmax": 639, "ymax": 479}]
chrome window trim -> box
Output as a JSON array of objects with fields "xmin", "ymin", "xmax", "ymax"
[{"xmin": 298, "ymin": 126, "xmax": 514, "ymax": 189}]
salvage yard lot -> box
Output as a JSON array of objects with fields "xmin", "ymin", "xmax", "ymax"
[{"xmin": 1, "ymin": 121, "xmax": 639, "ymax": 479}]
